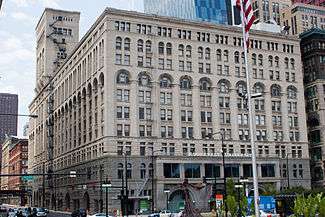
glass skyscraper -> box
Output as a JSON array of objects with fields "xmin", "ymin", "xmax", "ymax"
[{"xmin": 144, "ymin": 0, "xmax": 232, "ymax": 25}]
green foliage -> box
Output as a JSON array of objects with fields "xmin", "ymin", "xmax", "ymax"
[
  {"xmin": 226, "ymin": 195, "xmax": 237, "ymax": 216},
  {"xmin": 261, "ymin": 183, "xmax": 277, "ymax": 196},
  {"xmin": 319, "ymin": 197, "xmax": 325, "ymax": 217},
  {"xmin": 293, "ymin": 193, "xmax": 324, "ymax": 217},
  {"xmin": 226, "ymin": 179, "xmax": 236, "ymax": 197}
]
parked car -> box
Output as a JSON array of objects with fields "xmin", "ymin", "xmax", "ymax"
[
  {"xmin": 246, "ymin": 210, "xmax": 279, "ymax": 217},
  {"xmin": 160, "ymin": 210, "xmax": 172, "ymax": 217},
  {"xmin": 71, "ymin": 209, "xmax": 87, "ymax": 217},
  {"xmin": 148, "ymin": 212, "xmax": 160, "ymax": 217},
  {"xmin": 34, "ymin": 208, "xmax": 47, "ymax": 217},
  {"xmin": 89, "ymin": 213, "xmax": 113, "ymax": 217},
  {"xmin": 7, "ymin": 208, "xmax": 17, "ymax": 217},
  {"xmin": 0, "ymin": 204, "xmax": 7, "ymax": 212}
]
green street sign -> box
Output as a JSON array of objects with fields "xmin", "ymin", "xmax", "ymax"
[{"xmin": 22, "ymin": 175, "xmax": 34, "ymax": 181}]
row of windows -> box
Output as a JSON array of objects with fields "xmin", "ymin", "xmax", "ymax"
[{"xmin": 114, "ymin": 21, "xmax": 295, "ymax": 53}]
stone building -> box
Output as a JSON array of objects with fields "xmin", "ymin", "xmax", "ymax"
[
  {"xmin": 300, "ymin": 28, "xmax": 325, "ymax": 187},
  {"xmin": 282, "ymin": 3, "xmax": 325, "ymax": 35},
  {"xmin": 28, "ymin": 7, "xmax": 311, "ymax": 214}
]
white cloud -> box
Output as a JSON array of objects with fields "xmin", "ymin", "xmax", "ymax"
[
  {"xmin": 10, "ymin": 11, "xmax": 37, "ymax": 24},
  {"xmin": 9, "ymin": 0, "xmax": 61, "ymax": 8}
]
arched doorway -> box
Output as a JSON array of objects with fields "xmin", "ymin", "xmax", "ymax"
[
  {"xmin": 65, "ymin": 193, "xmax": 70, "ymax": 211},
  {"xmin": 82, "ymin": 192, "xmax": 90, "ymax": 211},
  {"xmin": 169, "ymin": 190, "xmax": 186, "ymax": 212}
]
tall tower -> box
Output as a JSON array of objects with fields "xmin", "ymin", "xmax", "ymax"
[{"xmin": 35, "ymin": 8, "xmax": 80, "ymax": 92}]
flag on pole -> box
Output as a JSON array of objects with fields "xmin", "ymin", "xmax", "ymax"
[{"xmin": 236, "ymin": 0, "xmax": 255, "ymax": 47}]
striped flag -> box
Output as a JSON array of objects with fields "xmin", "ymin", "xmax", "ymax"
[{"xmin": 236, "ymin": 0, "xmax": 255, "ymax": 47}]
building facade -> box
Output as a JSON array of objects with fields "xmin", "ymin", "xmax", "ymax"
[
  {"xmin": 292, "ymin": 0, "xmax": 325, "ymax": 6},
  {"xmin": 251, "ymin": 0, "xmax": 291, "ymax": 25},
  {"xmin": 29, "ymin": 7, "xmax": 311, "ymax": 214},
  {"xmin": 8, "ymin": 138, "xmax": 28, "ymax": 205},
  {"xmin": 300, "ymin": 28, "xmax": 325, "ymax": 187},
  {"xmin": 282, "ymin": 3, "xmax": 325, "ymax": 35},
  {"xmin": 144, "ymin": 0, "xmax": 232, "ymax": 25},
  {"xmin": 0, "ymin": 93, "xmax": 18, "ymax": 142}
]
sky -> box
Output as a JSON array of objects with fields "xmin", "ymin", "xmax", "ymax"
[{"xmin": 0, "ymin": 0, "xmax": 143, "ymax": 137}]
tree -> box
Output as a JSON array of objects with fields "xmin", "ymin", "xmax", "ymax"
[{"xmin": 226, "ymin": 195, "xmax": 237, "ymax": 217}]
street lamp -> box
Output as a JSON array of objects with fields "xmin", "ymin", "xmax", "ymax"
[
  {"xmin": 163, "ymin": 189, "xmax": 170, "ymax": 210},
  {"xmin": 151, "ymin": 149, "xmax": 163, "ymax": 213},
  {"xmin": 239, "ymin": 177, "xmax": 249, "ymax": 198},
  {"xmin": 234, "ymin": 182, "xmax": 244, "ymax": 217},
  {"xmin": 206, "ymin": 131, "xmax": 228, "ymax": 217},
  {"xmin": 102, "ymin": 179, "xmax": 112, "ymax": 217}
]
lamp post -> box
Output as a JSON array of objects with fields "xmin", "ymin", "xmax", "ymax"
[
  {"xmin": 150, "ymin": 149, "xmax": 163, "ymax": 213},
  {"xmin": 239, "ymin": 177, "xmax": 249, "ymax": 198},
  {"xmin": 286, "ymin": 153, "xmax": 291, "ymax": 189},
  {"xmin": 99, "ymin": 165, "xmax": 104, "ymax": 213},
  {"xmin": 234, "ymin": 182, "xmax": 243, "ymax": 217},
  {"xmin": 207, "ymin": 131, "xmax": 227, "ymax": 217},
  {"xmin": 163, "ymin": 189, "xmax": 170, "ymax": 210},
  {"xmin": 102, "ymin": 179, "xmax": 112, "ymax": 217}
]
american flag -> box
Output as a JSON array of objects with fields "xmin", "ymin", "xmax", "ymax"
[{"xmin": 236, "ymin": 0, "xmax": 255, "ymax": 47}]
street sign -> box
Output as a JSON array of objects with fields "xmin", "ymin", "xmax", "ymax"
[
  {"xmin": 22, "ymin": 175, "xmax": 34, "ymax": 181},
  {"xmin": 70, "ymin": 171, "xmax": 77, "ymax": 178}
]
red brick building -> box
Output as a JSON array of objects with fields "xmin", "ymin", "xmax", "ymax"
[
  {"xmin": 292, "ymin": 0, "xmax": 325, "ymax": 6},
  {"xmin": 8, "ymin": 138, "xmax": 28, "ymax": 205}
]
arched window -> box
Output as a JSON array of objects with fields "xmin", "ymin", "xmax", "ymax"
[
  {"xmin": 160, "ymin": 74, "xmax": 172, "ymax": 88},
  {"xmin": 216, "ymin": 49, "xmax": 222, "ymax": 61},
  {"xmin": 158, "ymin": 42, "xmax": 164, "ymax": 54},
  {"xmin": 234, "ymin": 51, "xmax": 240, "ymax": 64},
  {"xmin": 186, "ymin": 45, "xmax": 192, "ymax": 58},
  {"xmin": 127, "ymin": 163, "xmax": 132, "ymax": 179},
  {"xmin": 178, "ymin": 44, "xmax": 184, "ymax": 57},
  {"xmin": 275, "ymin": 56, "xmax": 279, "ymax": 67},
  {"xmin": 284, "ymin": 57, "xmax": 289, "ymax": 69},
  {"xmin": 271, "ymin": 84, "xmax": 281, "ymax": 97},
  {"xmin": 140, "ymin": 163, "xmax": 146, "ymax": 179},
  {"xmin": 124, "ymin": 38, "xmax": 130, "ymax": 51},
  {"xmin": 252, "ymin": 53, "xmax": 257, "ymax": 65},
  {"xmin": 116, "ymin": 70, "xmax": 129, "ymax": 84},
  {"xmin": 290, "ymin": 58, "xmax": 295, "ymax": 70},
  {"xmin": 237, "ymin": 81, "xmax": 247, "ymax": 95},
  {"xmin": 253, "ymin": 83, "xmax": 264, "ymax": 94},
  {"xmin": 138, "ymin": 73, "xmax": 151, "ymax": 86},
  {"xmin": 199, "ymin": 78, "xmax": 212, "ymax": 91},
  {"xmin": 117, "ymin": 163, "xmax": 123, "ymax": 179},
  {"xmin": 218, "ymin": 80, "xmax": 230, "ymax": 93},
  {"xmin": 205, "ymin": 48, "xmax": 211, "ymax": 60},
  {"xmin": 137, "ymin": 39, "xmax": 144, "ymax": 52},
  {"xmin": 223, "ymin": 50, "xmax": 229, "ymax": 62},
  {"xmin": 166, "ymin": 43, "xmax": 172, "ymax": 55},
  {"xmin": 258, "ymin": 54, "xmax": 263, "ymax": 66},
  {"xmin": 268, "ymin": 55, "xmax": 273, "ymax": 67},
  {"xmin": 116, "ymin": 37, "xmax": 122, "ymax": 50},
  {"xmin": 287, "ymin": 86, "xmax": 297, "ymax": 99},
  {"xmin": 198, "ymin": 47, "xmax": 203, "ymax": 59},
  {"xmin": 145, "ymin": 40, "xmax": 152, "ymax": 52},
  {"xmin": 180, "ymin": 76, "xmax": 192, "ymax": 90}
]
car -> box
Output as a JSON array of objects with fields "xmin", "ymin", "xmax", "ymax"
[
  {"xmin": 89, "ymin": 213, "xmax": 114, "ymax": 217},
  {"xmin": 71, "ymin": 209, "xmax": 87, "ymax": 217},
  {"xmin": 0, "ymin": 204, "xmax": 7, "ymax": 212},
  {"xmin": 34, "ymin": 207, "xmax": 47, "ymax": 217},
  {"xmin": 7, "ymin": 208, "xmax": 17, "ymax": 217},
  {"xmin": 148, "ymin": 212, "xmax": 160, "ymax": 217},
  {"xmin": 171, "ymin": 211, "xmax": 183, "ymax": 217},
  {"xmin": 160, "ymin": 210, "xmax": 172, "ymax": 217},
  {"xmin": 246, "ymin": 210, "xmax": 279, "ymax": 217}
]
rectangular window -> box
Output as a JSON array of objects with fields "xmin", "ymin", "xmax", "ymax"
[
  {"xmin": 261, "ymin": 164, "xmax": 275, "ymax": 177},
  {"xmin": 205, "ymin": 164, "xmax": 220, "ymax": 178},
  {"xmin": 184, "ymin": 164, "xmax": 201, "ymax": 178},
  {"xmin": 163, "ymin": 163, "xmax": 180, "ymax": 178},
  {"xmin": 225, "ymin": 164, "xmax": 239, "ymax": 177}
]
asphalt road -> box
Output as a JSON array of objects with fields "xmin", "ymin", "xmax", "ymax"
[{"xmin": 0, "ymin": 211, "xmax": 71, "ymax": 217}]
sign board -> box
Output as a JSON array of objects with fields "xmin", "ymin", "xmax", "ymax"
[
  {"xmin": 70, "ymin": 171, "xmax": 77, "ymax": 178},
  {"xmin": 22, "ymin": 175, "xmax": 34, "ymax": 181},
  {"xmin": 215, "ymin": 194, "xmax": 223, "ymax": 208}
]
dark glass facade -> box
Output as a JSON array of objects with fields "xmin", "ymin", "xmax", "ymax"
[
  {"xmin": 144, "ymin": 0, "xmax": 231, "ymax": 25},
  {"xmin": 0, "ymin": 93, "xmax": 18, "ymax": 142}
]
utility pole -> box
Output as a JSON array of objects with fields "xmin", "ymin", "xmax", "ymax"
[
  {"xmin": 42, "ymin": 162, "xmax": 45, "ymax": 207},
  {"xmin": 124, "ymin": 153, "xmax": 129, "ymax": 217},
  {"xmin": 100, "ymin": 165, "xmax": 103, "ymax": 213}
]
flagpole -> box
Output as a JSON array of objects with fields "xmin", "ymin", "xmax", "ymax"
[{"xmin": 239, "ymin": 0, "xmax": 260, "ymax": 217}]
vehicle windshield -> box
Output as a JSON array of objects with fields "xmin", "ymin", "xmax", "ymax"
[{"xmin": 37, "ymin": 208, "xmax": 45, "ymax": 212}]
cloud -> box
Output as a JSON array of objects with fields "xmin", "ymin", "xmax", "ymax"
[
  {"xmin": 10, "ymin": 11, "xmax": 37, "ymax": 24},
  {"xmin": 9, "ymin": 0, "xmax": 61, "ymax": 8}
]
